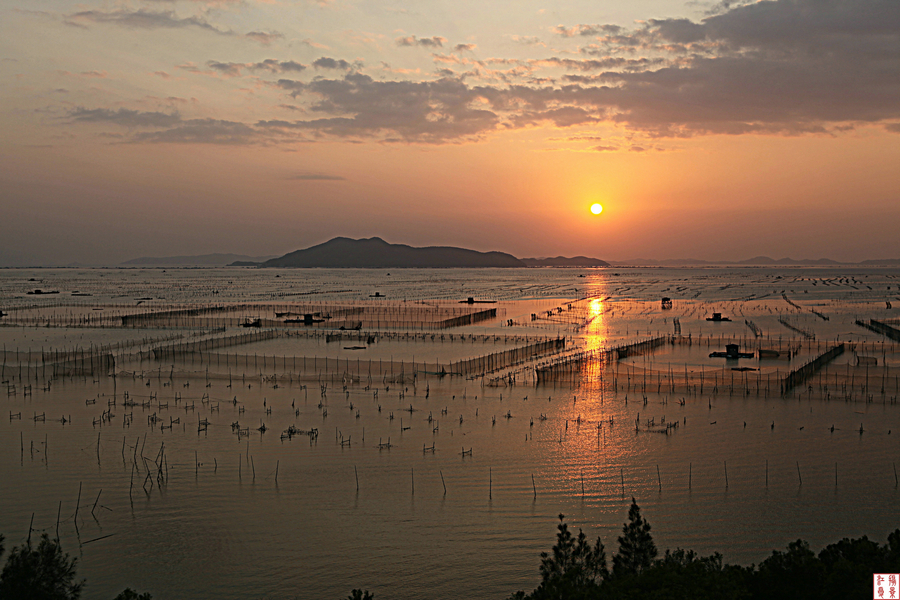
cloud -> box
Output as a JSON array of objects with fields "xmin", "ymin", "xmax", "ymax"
[
  {"xmin": 546, "ymin": 0, "xmax": 900, "ymax": 136},
  {"xmin": 509, "ymin": 107, "xmax": 601, "ymax": 128},
  {"xmin": 395, "ymin": 35, "xmax": 447, "ymax": 48},
  {"xmin": 266, "ymin": 73, "xmax": 499, "ymax": 143},
  {"xmin": 132, "ymin": 119, "xmax": 259, "ymax": 144},
  {"xmin": 69, "ymin": 107, "xmax": 181, "ymax": 128},
  {"xmin": 532, "ymin": 57, "xmax": 659, "ymax": 72},
  {"xmin": 648, "ymin": 18, "xmax": 707, "ymax": 44},
  {"xmin": 206, "ymin": 59, "xmax": 307, "ymax": 77},
  {"xmin": 207, "ymin": 61, "xmax": 243, "ymax": 77},
  {"xmin": 312, "ymin": 57, "xmax": 354, "ymax": 70},
  {"xmin": 590, "ymin": 144, "xmax": 618, "ymax": 151},
  {"xmin": 300, "ymin": 38, "xmax": 330, "ymax": 50},
  {"xmin": 509, "ymin": 35, "xmax": 544, "ymax": 46},
  {"xmin": 64, "ymin": 0, "xmax": 900, "ymax": 146},
  {"xmin": 454, "ymin": 43, "xmax": 477, "ymax": 52},
  {"xmin": 553, "ymin": 24, "xmax": 621, "ymax": 38},
  {"xmin": 563, "ymin": 135, "xmax": 605, "ymax": 141},
  {"xmin": 289, "ymin": 173, "xmax": 347, "ymax": 180},
  {"xmin": 246, "ymin": 31, "xmax": 283, "ymax": 46},
  {"xmin": 66, "ymin": 105, "xmax": 268, "ymax": 145},
  {"xmin": 65, "ymin": 9, "xmax": 229, "ymax": 34}
]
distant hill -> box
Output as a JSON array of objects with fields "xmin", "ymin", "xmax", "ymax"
[
  {"xmin": 521, "ymin": 256, "xmax": 609, "ymax": 267},
  {"xmin": 609, "ymin": 256, "xmax": 850, "ymax": 267},
  {"xmin": 255, "ymin": 237, "xmax": 525, "ymax": 268},
  {"xmin": 122, "ymin": 253, "xmax": 276, "ymax": 266}
]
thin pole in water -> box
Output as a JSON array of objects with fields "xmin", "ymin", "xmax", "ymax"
[
  {"xmin": 657, "ymin": 465, "xmax": 661, "ymax": 492},
  {"xmin": 532, "ymin": 474, "xmax": 537, "ymax": 499},
  {"xmin": 797, "ymin": 461, "xmax": 802, "ymax": 486},
  {"xmin": 74, "ymin": 482, "xmax": 82, "ymax": 523},
  {"xmin": 91, "ymin": 490, "xmax": 101, "ymax": 517}
]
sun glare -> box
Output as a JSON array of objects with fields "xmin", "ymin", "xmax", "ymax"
[{"xmin": 590, "ymin": 203, "xmax": 603, "ymax": 215}]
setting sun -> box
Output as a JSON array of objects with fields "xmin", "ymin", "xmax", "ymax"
[{"xmin": 590, "ymin": 203, "xmax": 603, "ymax": 215}]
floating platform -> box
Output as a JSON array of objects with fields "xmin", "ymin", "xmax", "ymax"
[{"xmin": 710, "ymin": 343, "xmax": 753, "ymax": 359}]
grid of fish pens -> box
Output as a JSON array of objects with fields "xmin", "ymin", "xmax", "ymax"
[
  {"xmin": 533, "ymin": 335, "xmax": 900, "ymax": 402},
  {"xmin": 0, "ymin": 300, "xmax": 504, "ymax": 330},
  {"xmin": 141, "ymin": 332, "xmax": 568, "ymax": 383}
]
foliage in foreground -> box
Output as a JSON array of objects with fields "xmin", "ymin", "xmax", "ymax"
[
  {"xmin": 510, "ymin": 498, "xmax": 900, "ymax": 600},
  {"xmin": 0, "ymin": 532, "xmax": 152, "ymax": 600}
]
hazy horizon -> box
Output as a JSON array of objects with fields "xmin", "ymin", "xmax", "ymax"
[
  {"xmin": 5, "ymin": 234, "xmax": 900, "ymax": 269},
  {"xmin": 2, "ymin": 0, "xmax": 898, "ymax": 266}
]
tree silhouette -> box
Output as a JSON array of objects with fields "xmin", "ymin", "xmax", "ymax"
[
  {"xmin": 612, "ymin": 498, "xmax": 657, "ymax": 577},
  {"xmin": 0, "ymin": 533, "xmax": 84, "ymax": 600},
  {"xmin": 529, "ymin": 514, "xmax": 607, "ymax": 600},
  {"xmin": 346, "ymin": 589, "xmax": 374, "ymax": 600},
  {"xmin": 113, "ymin": 588, "xmax": 153, "ymax": 600}
]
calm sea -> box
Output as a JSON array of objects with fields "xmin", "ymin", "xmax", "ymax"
[{"xmin": 1, "ymin": 267, "xmax": 898, "ymax": 599}]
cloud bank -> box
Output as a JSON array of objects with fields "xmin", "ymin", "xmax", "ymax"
[{"xmin": 66, "ymin": 0, "xmax": 900, "ymax": 144}]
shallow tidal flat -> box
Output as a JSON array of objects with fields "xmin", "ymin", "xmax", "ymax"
[{"xmin": 1, "ymin": 267, "xmax": 899, "ymax": 599}]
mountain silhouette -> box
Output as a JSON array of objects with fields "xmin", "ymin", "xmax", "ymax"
[{"xmin": 258, "ymin": 237, "xmax": 526, "ymax": 268}]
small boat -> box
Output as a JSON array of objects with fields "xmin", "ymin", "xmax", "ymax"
[
  {"xmin": 240, "ymin": 317, "xmax": 262, "ymax": 328},
  {"xmin": 459, "ymin": 297, "xmax": 497, "ymax": 304},
  {"xmin": 706, "ymin": 313, "xmax": 731, "ymax": 322},
  {"xmin": 370, "ymin": 292, "xmax": 385, "ymax": 298},
  {"xmin": 709, "ymin": 343, "xmax": 754, "ymax": 359},
  {"xmin": 284, "ymin": 314, "xmax": 324, "ymax": 325}
]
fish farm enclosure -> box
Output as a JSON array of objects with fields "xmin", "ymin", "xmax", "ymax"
[{"xmin": 2, "ymin": 267, "xmax": 899, "ymax": 599}]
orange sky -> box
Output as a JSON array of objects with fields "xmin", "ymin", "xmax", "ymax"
[{"xmin": 1, "ymin": 0, "xmax": 898, "ymax": 265}]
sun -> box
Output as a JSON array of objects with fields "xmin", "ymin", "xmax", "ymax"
[{"xmin": 590, "ymin": 203, "xmax": 603, "ymax": 215}]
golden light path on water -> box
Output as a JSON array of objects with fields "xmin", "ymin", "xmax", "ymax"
[{"xmin": 535, "ymin": 275, "xmax": 637, "ymax": 510}]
